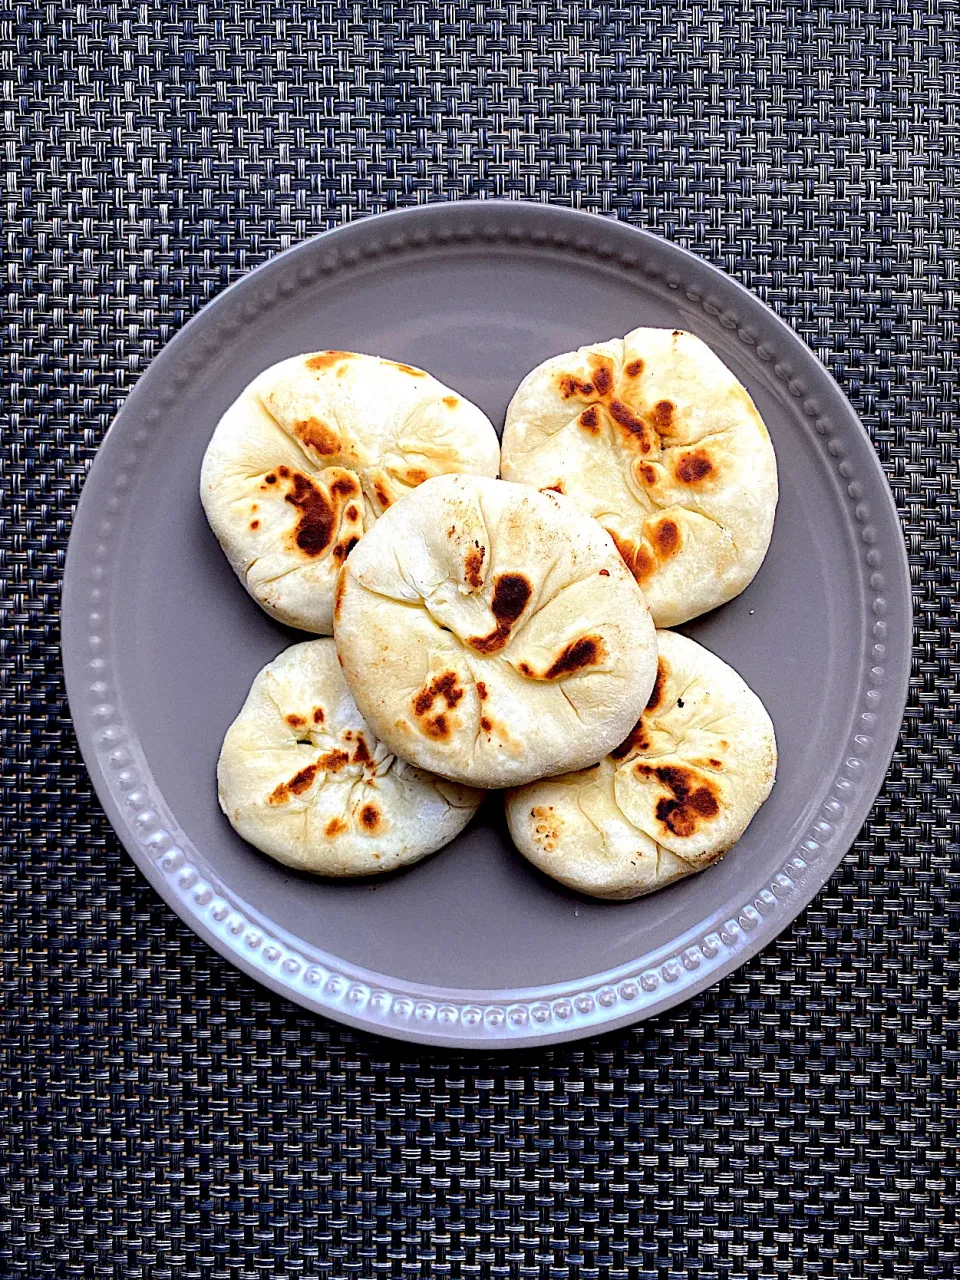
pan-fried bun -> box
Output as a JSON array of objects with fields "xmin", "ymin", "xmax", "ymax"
[
  {"xmin": 504, "ymin": 630, "xmax": 776, "ymax": 898},
  {"xmin": 217, "ymin": 639, "xmax": 483, "ymax": 874},
  {"xmin": 501, "ymin": 328, "xmax": 777, "ymax": 626},
  {"xmin": 333, "ymin": 474, "xmax": 658, "ymax": 789},
  {"xmin": 201, "ymin": 351, "xmax": 500, "ymax": 633}
]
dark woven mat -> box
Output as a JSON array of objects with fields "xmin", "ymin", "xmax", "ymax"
[{"xmin": 2, "ymin": 3, "xmax": 958, "ymax": 1277}]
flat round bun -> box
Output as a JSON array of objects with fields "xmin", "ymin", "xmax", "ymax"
[
  {"xmin": 501, "ymin": 328, "xmax": 778, "ymax": 627},
  {"xmin": 201, "ymin": 351, "xmax": 500, "ymax": 633},
  {"xmin": 217, "ymin": 640, "xmax": 484, "ymax": 875},
  {"xmin": 505, "ymin": 630, "xmax": 777, "ymax": 899},
  {"xmin": 334, "ymin": 474, "xmax": 659, "ymax": 789}
]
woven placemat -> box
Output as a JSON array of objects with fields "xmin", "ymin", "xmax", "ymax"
[{"xmin": 2, "ymin": 3, "xmax": 957, "ymax": 1277}]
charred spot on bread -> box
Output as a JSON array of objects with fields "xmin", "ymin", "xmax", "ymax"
[
  {"xmin": 295, "ymin": 417, "xmax": 340, "ymax": 455},
  {"xmin": 519, "ymin": 636, "xmax": 606, "ymax": 681},
  {"xmin": 283, "ymin": 472, "xmax": 336, "ymax": 557},
  {"xmin": 634, "ymin": 763, "xmax": 721, "ymax": 838},
  {"xmin": 579, "ymin": 405, "xmax": 601, "ymax": 434},
  {"xmin": 359, "ymin": 803, "xmax": 382, "ymax": 831},
  {"xmin": 467, "ymin": 573, "xmax": 532, "ymax": 654},
  {"xmin": 305, "ymin": 351, "xmax": 354, "ymax": 370},
  {"xmin": 675, "ymin": 450, "xmax": 714, "ymax": 484},
  {"xmin": 464, "ymin": 542, "xmax": 485, "ymax": 590},
  {"xmin": 646, "ymin": 660, "xmax": 668, "ymax": 711}
]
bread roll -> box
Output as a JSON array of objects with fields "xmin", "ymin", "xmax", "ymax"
[
  {"xmin": 201, "ymin": 351, "xmax": 500, "ymax": 632},
  {"xmin": 501, "ymin": 328, "xmax": 777, "ymax": 626},
  {"xmin": 334, "ymin": 474, "xmax": 659, "ymax": 788},
  {"xmin": 217, "ymin": 639, "xmax": 483, "ymax": 874}
]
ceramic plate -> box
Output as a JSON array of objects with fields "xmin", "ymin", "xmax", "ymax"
[{"xmin": 62, "ymin": 202, "xmax": 911, "ymax": 1047}]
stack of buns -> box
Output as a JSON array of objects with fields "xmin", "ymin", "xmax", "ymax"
[{"xmin": 204, "ymin": 332, "xmax": 778, "ymax": 900}]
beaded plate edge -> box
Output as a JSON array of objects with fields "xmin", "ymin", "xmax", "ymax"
[{"xmin": 62, "ymin": 202, "xmax": 911, "ymax": 1047}]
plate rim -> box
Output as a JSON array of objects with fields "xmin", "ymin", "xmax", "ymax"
[{"xmin": 62, "ymin": 200, "xmax": 912, "ymax": 1048}]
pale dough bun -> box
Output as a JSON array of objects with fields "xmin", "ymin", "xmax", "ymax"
[
  {"xmin": 500, "ymin": 328, "xmax": 778, "ymax": 626},
  {"xmin": 217, "ymin": 640, "xmax": 483, "ymax": 875},
  {"xmin": 201, "ymin": 351, "xmax": 500, "ymax": 633},
  {"xmin": 504, "ymin": 629, "xmax": 777, "ymax": 899},
  {"xmin": 334, "ymin": 474, "xmax": 659, "ymax": 789}
]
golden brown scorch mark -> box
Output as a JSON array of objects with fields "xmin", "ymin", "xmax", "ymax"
[
  {"xmin": 333, "ymin": 573, "xmax": 347, "ymax": 622},
  {"xmin": 545, "ymin": 636, "xmax": 605, "ymax": 679},
  {"xmin": 332, "ymin": 536, "xmax": 360, "ymax": 563},
  {"xmin": 305, "ymin": 351, "xmax": 354, "ymax": 370},
  {"xmin": 610, "ymin": 517, "xmax": 681, "ymax": 584},
  {"xmin": 268, "ymin": 466, "xmax": 361, "ymax": 561},
  {"xmin": 413, "ymin": 671, "xmax": 463, "ymax": 717},
  {"xmin": 531, "ymin": 804, "xmax": 561, "ymax": 853},
  {"xmin": 655, "ymin": 519, "xmax": 679, "ymax": 555},
  {"xmin": 610, "ymin": 661, "xmax": 668, "ymax": 760},
  {"xmin": 271, "ymin": 466, "xmax": 331, "ymax": 556},
  {"xmin": 268, "ymin": 766, "xmax": 313, "ymax": 805},
  {"xmin": 579, "ymin": 406, "xmax": 600, "ymax": 434},
  {"xmin": 610, "ymin": 530, "xmax": 655, "ymax": 583},
  {"xmin": 609, "ymin": 661, "xmax": 667, "ymax": 761},
  {"xmin": 466, "ymin": 573, "xmax": 532, "ymax": 654},
  {"xmin": 284, "ymin": 472, "xmax": 333, "ymax": 556},
  {"xmin": 556, "ymin": 355, "xmax": 661, "ymax": 450},
  {"xmin": 652, "ymin": 399, "xmax": 674, "ymax": 432},
  {"xmin": 646, "ymin": 659, "xmax": 668, "ymax": 711},
  {"xmin": 267, "ymin": 747, "xmax": 351, "ymax": 806},
  {"xmin": 608, "ymin": 400, "xmax": 653, "ymax": 451},
  {"xmin": 412, "ymin": 671, "xmax": 464, "ymax": 741},
  {"xmin": 465, "ymin": 542, "xmax": 485, "ymax": 590},
  {"xmin": 518, "ymin": 635, "xmax": 606, "ymax": 681},
  {"xmin": 424, "ymin": 714, "xmax": 449, "ymax": 739},
  {"xmin": 295, "ymin": 417, "xmax": 340, "ymax": 455},
  {"xmin": 589, "ymin": 357, "xmax": 614, "ymax": 396},
  {"xmin": 634, "ymin": 763, "xmax": 721, "ymax": 838},
  {"xmin": 559, "ymin": 374, "xmax": 596, "ymax": 399},
  {"xmin": 359, "ymin": 803, "xmax": 382, "ymax": 832},
  {"xmin": 675, "ymin": 450, "xmax": 715, "ymax": 485},
  {"xmin": 610, "ymin": 719, "xmax": 650, "ymax": 760}
]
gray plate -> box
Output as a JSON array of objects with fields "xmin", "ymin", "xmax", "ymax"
[{"xmin": 62, "ymin": 202, "xmax": 912, "ymax": 1048}]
